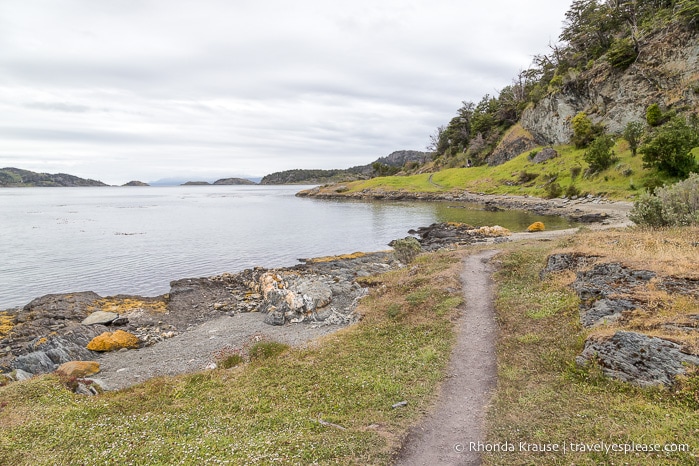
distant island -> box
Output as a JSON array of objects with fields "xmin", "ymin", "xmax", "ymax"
[
  {"xmin": 0, "ymin": 167, "xmax": 107, "ymax": 187},
  {"xmin": 213, "ymin": 178, "xmax": 257, "ymax": 185},
  {"xmin": 122, "ymin": 181, "xmax": 150, "ymax": 187}
]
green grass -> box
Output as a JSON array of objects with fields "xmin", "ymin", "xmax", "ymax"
[
  {"xmin": 0, "ymin": 251, "xmax": 466, "ymax": 465},
  {"xmin": 485, "ymin": 236, "xmax": 699, "ymax": 465},
  {"xmin": 342, "ymin": 140, "xmax": 680, "ymax": 200}
]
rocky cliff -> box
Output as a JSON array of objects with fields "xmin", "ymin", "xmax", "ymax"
[{"xmin": 521, "ymin": 25, "xmax": 699, "ymax": 145}]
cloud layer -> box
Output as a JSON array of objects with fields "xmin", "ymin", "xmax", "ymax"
[{"xmin": 0, "ymin": 0, "xmax": 570, "ymax": 184}]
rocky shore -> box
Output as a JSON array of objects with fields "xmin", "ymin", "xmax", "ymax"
[
  {"xmin": 0, "ymin": 218, "xmax": 508, "ymax": 390},
  {"xmin": 296, "ymin": 186, "xmax": 633, "ymax": 227}
]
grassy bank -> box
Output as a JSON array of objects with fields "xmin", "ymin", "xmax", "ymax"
[
  {"xmin": 334, "ymin": 141, "xmax": 670, "ymax": 201},
  {"xmin": 486, "ymin": 228, "xmax": 699, "ymax": 465},
  {"xmin": 0, "ymin": 251, "xmax": 465, "ymax": 465}
]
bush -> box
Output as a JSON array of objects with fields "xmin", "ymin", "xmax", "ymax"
[
  {"xmin": 565, "ymin": 184, "xmax": 581, "ymax": 198},
  {"xmin": 570, "ymin": 165, "xmax": 582, "ymax": 179},
  {"xmin": 571, "ymin": 112, "xmax": 604, "ymax": 148},
  {"xmin": 544, "ymin": 180, "xmax": 563, "ymax": 198},
  {"xmin": 646, "ymin": 103, "xmax": 664, "ymax": 127},
  {"xmin": 517, "ymin": 171, "xmax": 538, "ymax": 184},
  {"xmin": 583, "ymin": 135, "xmax": 617, "ymax": 173},
  {"xmin": 629, "ymin": 173, "xmax": 699, "ymax": 226},
  {"xmin": 640, "ymin": 117, "xmax": 699, "ymax": 178},
  {"xmin": 607, "ymin": 37, "xmax": 637, "ymax": 69}
]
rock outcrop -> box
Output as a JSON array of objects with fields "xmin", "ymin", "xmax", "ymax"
[
  {"xmin": 521, "ymin": 25, "xmax": 699, "ymax": 145},
  {"xmin": 576, "ymin": 331, "xmax": 699, "ymax": 387},
  {"xmin": 542, "ymin": 253, "xmax": 699, "ymax": 386}
]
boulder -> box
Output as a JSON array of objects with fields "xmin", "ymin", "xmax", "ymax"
[
  {"xmin": 10, "ymin": 332, "xmax": 100, "ymax": 374},
  {"xmin": 576, "ymin": 331, "xmax": 699, "ymax": 386},
  {"xmin": 81, "ymin": 311, "xmax": 119, "ymax": 326},
  {"xmin": 531, "ymin": 147, "xmax": 559, "ymax": 164},
  {"xmin": 56, "ymin": 361, "xmax": 101, "ymax": 378},
  {"xmin": 527, "ymin": 222, "xmax": 545, "ymax": 232},
  {"xmin": 572, "ymin": 263, "xmax": 655, "ymax": 300},
  {"xmin": 87, "ymin": 330, "xmax": 139, "ymax": 352}
]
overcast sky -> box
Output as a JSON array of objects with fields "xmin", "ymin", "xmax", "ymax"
[{"xmin": 0, "ymin": 0, "xmax": 572, "ymax": 184}]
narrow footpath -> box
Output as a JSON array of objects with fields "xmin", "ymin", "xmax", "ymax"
[{"xmin": 396, "ymin": 249, "xmax": 500, "ymax": 466}]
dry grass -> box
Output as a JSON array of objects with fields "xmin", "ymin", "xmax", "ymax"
[{"xmin": 555, "ymin": 226, "xmax": 699, "ymax": 277}]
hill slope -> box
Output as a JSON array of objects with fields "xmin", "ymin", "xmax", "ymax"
[{"xmin": 0, "ymin": 167, "xmax": 108, "ymax": 187}]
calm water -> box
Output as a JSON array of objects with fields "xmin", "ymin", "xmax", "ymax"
[{"xmin": 0, "ymin": 186, "xmax": 574, "ymax": 309}]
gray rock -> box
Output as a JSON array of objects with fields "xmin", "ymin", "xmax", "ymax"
[
  {"xmin": 577, "ymin": 331, "xmax": 699, "ymax": 386},
  {"xmin": 539, "ymin": 253, "xmax": 599, "ymax": 279},
  {"xmin": 12, "ymin": 368, "xmax": 34, "ymax": 381},
  {"xmin": 581, "ymin": 298, "xmax": 636, "ymax": 327},
  {"xmin": 531, "ymin": 147, "xmax": 559, "ymax": 164},
  {"xmin": 573, "ymin": 263, "xmax": 655, "ymax": 300},
  {"xmin": 82, "ymin": 311, "xmax": 119, "ymax": 325}
]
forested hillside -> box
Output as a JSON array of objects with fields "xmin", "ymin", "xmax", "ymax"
[{"xmin": 429, "ymin": 0, "xmax": 699, "ymax": 182}]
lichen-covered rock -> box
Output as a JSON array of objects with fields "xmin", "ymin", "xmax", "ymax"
[
  {"xmin": 539, "ymin": 253, "xmax": 600, "ymax": 279},
  {"xmin": 87, "ymin": 330, "xmax": 139, "ymax": 352},
  {"xmin": 389, "ymin": 236, "xmax": 422, "ymax": 263},
  {"xmin": 56, "ymin": 360, "xmax": 101, "ymax": 378},
  {"xmin": 576, "ymin": 331, "xmax": 699, "ymax": 386},
  {"xmin": 527, "ymin": 222, "xmax": 545, "ymax": 232},
  {"xmin": 572, "ymin": 263, "xmax": 655, "ymax": 300}
]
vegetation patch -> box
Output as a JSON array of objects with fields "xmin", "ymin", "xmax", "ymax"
[{"xmin": 91, "ymin": 297, "xmax": 167, "ymax": 314}]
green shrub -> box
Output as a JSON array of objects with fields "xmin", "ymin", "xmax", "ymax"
[
  {"xmin": 390, "ymin": 236, "xmax": 422, "ymax": 264},
  {"xmin": 629, "ymin": 173, "xmax": 699, "ymax": 226},
  {"xmin": 544, "ymin": 181, "xmax": 563, "ymax": 198},
  {"xmin": 570, "ymin": 165, "xmax": 582, "ymax": 179},
  {"xmin": 571, "ymin": 112, "xmax": 604, "ymax": 148},
  {"xmin": 646, "ymin": 103, "xmax": 664, "ymax": 127},
  {"xmin": 517, "ymin": 171, "xmax": 538, "ymax": 184},
  {"xmin": 565, "ymin": 184, "xmax": 580, "ymax": 198},
  {"xmin": 583, "ymin": 135, "xmax": 617, "ymax": 173},
  {"xmin": 640, "ymin": 117, "xmax": 699, "ymax": 177},
  {"xmin": 607, "ymin": 37, "xmax": 637, "ymax": 69}
]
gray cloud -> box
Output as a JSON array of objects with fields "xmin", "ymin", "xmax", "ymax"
[{"xmin": 0, "ymin": 0, "xmax": 571, "ymax": 184}]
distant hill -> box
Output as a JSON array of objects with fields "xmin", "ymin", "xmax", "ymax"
[
  {"xmin": 0, "ymin": 167, "xmax": 108, "ymax": 187},
  {"xmin": 213, "ymin": 178, "xmax": 257, "ymax": 185},
  {"xmin": 260, "ymin": 150, "xmax": 429, "ymax": 185},
  {"xmin": 181, "ymin": 181, "xmax": 211, "ymax": 186}
]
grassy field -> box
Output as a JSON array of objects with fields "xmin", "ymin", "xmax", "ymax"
[
  {"xmin": 0, "ymin": 251, "xmax": 465, "ymax": 465},
  {"xmin": 485, "ymin": 227, "xmax": 699, "ymax": 465},
  {"xmin": 339, "ymin": 141, "xmax": 687, "ymax": 201}
]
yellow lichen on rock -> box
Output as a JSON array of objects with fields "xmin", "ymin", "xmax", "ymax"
[
  {"xmin": 0, "ymin": 312, "xmax": 14, "ymax": 338},
  {"xmin": 91, "ymin": 297, "xmax": 167, "ymax": 314},
  {"xmin": 87, "ymin": 330, "xmax": 139, "ymax": 352},
  {"xmin": 527, "ymin": 222, "xmax": 546, "ymax": 232},
  {"xmin": 56, "ymin": 361, "xmax": 101, "ymax": 378},
  {"xmin": 306, "ymin": 251, "xmax": 367, "ymax": 263}
]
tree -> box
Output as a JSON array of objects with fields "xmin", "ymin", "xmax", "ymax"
[
  {"xmin": 623, "ymin": 121, "xmax": 645, "ymax": 156},
  {"xmin": 571, "ymin": 112, "xmax": 604, "ymax": 148},
  {"xmin": 584, "ymin": 135, "xmax": 617, "ymax": 172},
  {"xmin": 640, "ymin": 117, "xmax": 699, "ymax": 178}
]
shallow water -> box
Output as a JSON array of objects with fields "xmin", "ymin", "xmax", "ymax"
[{"xmin": 0, "ymin": 185, "xmax": 574, "ymax": 308}]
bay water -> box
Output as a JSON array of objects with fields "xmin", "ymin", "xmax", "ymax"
[{"xmin": 0, "ymin": 185, "xmax": 574, "ymax": 309}]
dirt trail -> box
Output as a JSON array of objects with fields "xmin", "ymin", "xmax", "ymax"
[{"xmin": 396, "ymin": 250, "xmax": 500, "ymax": 466}]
